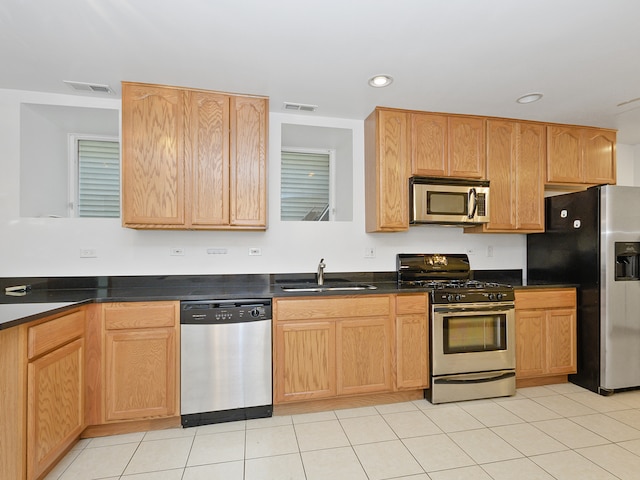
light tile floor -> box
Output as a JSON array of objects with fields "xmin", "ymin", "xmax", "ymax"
[{"xmin": 45, "ymin": 384, "xmax": 640, "ymax": 480}]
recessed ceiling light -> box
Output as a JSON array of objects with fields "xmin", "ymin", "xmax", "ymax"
[
  {"xmin": 516, "ymin": 92, "xmax": 543, "ymax": 104},
  {"xmin": 368, "ymin": 74, "xmax": 394, "ymax": 88}
]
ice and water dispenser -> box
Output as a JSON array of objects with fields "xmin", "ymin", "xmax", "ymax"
[{"xmin": 615, "ymin": 242, "xmax": 640, "ymax": 281}]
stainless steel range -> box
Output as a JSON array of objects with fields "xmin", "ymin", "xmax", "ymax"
[{"xmin": 397, "ymin": 254, "xmax": 516, "ymax": 404}]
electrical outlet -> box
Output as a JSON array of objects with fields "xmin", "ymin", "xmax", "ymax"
[
  {"xmin": 248, "ymin": 247, "xmax": 262, "ymax": 256},
  {"xmin": 170, "ymin": 247, "xmax": 185, "ymax": 256},
  {"xmin": 80, "ymin": 248, "xmax": 97, "ymax": 258},
  {"xmin": 487, "ymin": 245, "xmax": 494, "ymax": 257},
  {"xmin": 206, "ymin": 248, "xmax": 228, "ymax": 255},
  {"xmin": 364, "ymin": 247, "xmax": 376, "ymax": 258}
]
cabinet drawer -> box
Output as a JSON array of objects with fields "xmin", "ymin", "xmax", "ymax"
[
  {"xmin": 275, "ymin": 296, "xmax": 391, "ymax": 321},
  {"xmin": 28, "ymin": 309, "xmax": 85, "ymax": 360},
  {"xmin": 396, "ymin": 294, "xmax": 427, "ymax": 315},
  {"xmin": 104, "ymin": 302, "xmax": 177, "ymax": 330},
  {"xmin": 515, "ymin": 288, "xmax": 576, "ymax": 310}
]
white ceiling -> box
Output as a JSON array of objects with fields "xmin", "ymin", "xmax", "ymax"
[{"xmin": 3, "ymin": 0, "xmax": 640, "ymax": 144}]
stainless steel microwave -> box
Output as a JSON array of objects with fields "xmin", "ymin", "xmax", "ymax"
[{"xmin": 410, "ymin": 177, "xmax": 490, "ymax": 225}]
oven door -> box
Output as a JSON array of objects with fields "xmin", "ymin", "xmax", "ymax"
[{"xmin": 431, "ymin": 302, "xmax": 515, "ymax": 376}]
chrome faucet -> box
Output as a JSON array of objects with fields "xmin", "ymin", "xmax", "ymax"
[{"xmin": 317, "ymin": 258, "xmax": 326, "ymax": 286}]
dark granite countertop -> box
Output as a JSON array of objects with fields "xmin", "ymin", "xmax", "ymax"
[{"xmin": 0, "ymin": 269, "xmax": 526, "ymax": 330}]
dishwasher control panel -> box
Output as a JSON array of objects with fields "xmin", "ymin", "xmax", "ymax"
[{"xmin": 180, "ymin": 299, "xmax": 272, "ymax": 324}]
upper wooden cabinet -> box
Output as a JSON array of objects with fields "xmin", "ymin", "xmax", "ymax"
[
  {"xmin": 411, "ymin": 112, "xmax": 485, "ymax": 178},
  {"xmin": 365, "ymin": 108, "xmax": 487, "ymax": 232},
  {"xmin": 466, "ymin": 120, "xmax": 545, "ymax": 233},
  {"xmin": 364, "ymin": 108, "xmax": 410, "ymax": 232},
  {"xmin": 122, "ymin": 82, "xmax": 268, "ymax": 230},
  {"xmin": 546, "ymin": 125, "xmax": 616, "ymax": 186}
]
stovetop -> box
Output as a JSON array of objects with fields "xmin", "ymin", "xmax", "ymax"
[{"xmin": 397, "ymin": 253, "xmax": 514, "ymax": 304}]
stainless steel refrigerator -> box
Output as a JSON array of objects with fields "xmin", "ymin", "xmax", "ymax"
[{"xmin": 527, "ymin": 185, "xmax": 640, "ymax": 394}]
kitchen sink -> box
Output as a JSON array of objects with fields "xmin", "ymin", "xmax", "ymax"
[{"xmin": 279, "ymin": 283, "xmax": 377, "ymax": 292}]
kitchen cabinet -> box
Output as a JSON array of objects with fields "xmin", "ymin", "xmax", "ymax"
[
  {"xmin": 395, "ymin": 294, "xmax": 429, "ymax": 390},
  {"xmin": 364, "ymin": 107, "xmax": 487, "ymax": 232},
  {"xmin": 273, "ymin": 295, "xmax": 393, "ymax": 403},
  {"xmin": 337, "ymin": 316, "xmax": 392, "ymax": 395},
  {"xmin": 546, "ymin": 125, "xmax": 616, "ymax": 186},
  {"xmin": 103, "ymin": 302, "xmax": 179, "ymax": 422},
  {"xmin": 27, "ymin": 309, "xmax": 85, "ymax": 480},
  {"xmin": 364, "ymin": 108, "xmax": 410, "ymax": 232},
  {"xmin": 1, "ymin": 325, "xmax": 27, "ymax": 480},
  {"xmin": 122, "ymin": 81, "xmax": 267, "ymax": 230},
  {"xmin": 515, "ymin": 288, "xmax": 577, "ymax": 384},
  {"xmin": 411, "ymin": 112, "xmax": 485, "ymax": 178},
  {"xmin": 466, "ymin": 120, "xmax": 544, "ymax": 233},
  {"xmin": 274, "ymin": 320, "xmax": 336, "ymax": 402}
]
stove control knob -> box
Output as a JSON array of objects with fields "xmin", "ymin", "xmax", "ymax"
[
  {"xmin": 446, "ymin": 294, "xmax": 455, "ymax": 302},
  {"xmin": 489, "ymin": 293, "xmax": 496, "ymax": 301},
  {"xmin": 496, "ymin": 293, "xmax": 504, "ymax": 301},
  {"xmin": 249, "ymin": 307, "xmax": 261, "ymax": 318}
]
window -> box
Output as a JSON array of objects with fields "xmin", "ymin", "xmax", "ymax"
[
  {"xmin": 281, "ymin": 149, "xmax": 332, "ymax": 221},
  {"xmin": 69, "ymin": 135, "xmax": 120, "ymax": 218}
]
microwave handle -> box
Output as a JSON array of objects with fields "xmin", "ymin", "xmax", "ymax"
[{"xmin": 468, "ymin": 188, "xmax": 477, "ymax": 219}]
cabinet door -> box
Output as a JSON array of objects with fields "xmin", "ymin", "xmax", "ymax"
[
  {"xmin": 274, "ymin": 321, "xmax": 336, "ymax": 403},
  {"xmin": 365, "ymin": 109, "xmax": 410, "ymax": 231},
  {"xmin": 185, "ymin": 90, "xmax": 230, "ymax": 227},
  {"xmin": 546, "ymin": 308, "xmax": 577, "ymax": 375},
  {"xmin": 28, "ymin": 338, "xmax": 84, "ymax": 480},
  {"xmin": 122, "ymin": 83, "xmax": 185, "ymax": 226},
  {"xmin": 448, "ymin": 116, "xmax": 485, "ymax": 178},
  {"xmin": 395, "ymin": 295, "xmax": 428, "ymax": 390},
  {"xmin": 515, "ymin": 123, "xmax": 545, "ymax": 231},
  {"xmin": 583, "ymin": 129, "xmax": 616, "ymax": 185},
  {"xmin": 515, "ymin": 310, "xmax": 546, "ymax": 379},
  {"xmin": 546, "ymin": 126, "xmax": 582, "ymax": 184},
  {"xmin": 336, "ymin": 317, "xmax": 392, "ymax": 396},
  {"xmin": 104, "ymin": 328, "xmax": 176, "ymax": 421},
  {"xmin": 485, "ymin": 120, "xmax": 516, "ymax": 230},
  {"xmin": 411, "ymin": 113, "xmax": 448, "ymax": 176},
  {"xmin": 230, "ymin": 96, "xmax": 267, "ymax": 227}
]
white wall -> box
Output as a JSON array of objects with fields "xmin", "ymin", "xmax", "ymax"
[{"xmin": 3, "ymin": 87, "xmax": 634, "ymax": 278}]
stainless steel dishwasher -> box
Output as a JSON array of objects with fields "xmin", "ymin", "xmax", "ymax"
[{"xmin": 180, "ymin": 299, "xmax": 272, "ymax": 427}]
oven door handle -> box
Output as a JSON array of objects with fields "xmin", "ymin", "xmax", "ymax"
[
  {"xmin": 433, "ymin": 370, "xmax": 515, "ymax": 385},
  {"xmin": 433, "ymin": 303, "xmax": 514, "ymax": 314}
]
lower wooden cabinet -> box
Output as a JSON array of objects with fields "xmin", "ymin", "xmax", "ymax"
[
  {"xmin": 28, "ymin": 338, "xmax": 84, "ymax": 479},
  {"xmin": 274, "ymin": 321, "xmax": 336, "ymax": 402},
  {"xmin": 102, "ymin": 302, "xmax": 179, "ymax": 422},
  {"xmin": 515, "ymin": 288, "xmax": 577, "ymax": 383},
  {"xmin": 337, "ymin": 317, "xmax": 392, "ymax": 396},
  {"xmin": 273, "ymin": 293, "xmax": 428, "ymax": 404},
  {"xmin": 395, "ymin": 294, "xmax": 429, "ymax": 390},
  {"xmin": 25, "ymin": 309, "xmax": 85, "ymax": 480}
]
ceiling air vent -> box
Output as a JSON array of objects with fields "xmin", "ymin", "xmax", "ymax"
[
  {"xmin": 63, "ymin": 80, "xmax": 115, "ymax": 95},
  {"xmin": 283, "ymin": 102, "xmax": 318, "ymax": 112}
]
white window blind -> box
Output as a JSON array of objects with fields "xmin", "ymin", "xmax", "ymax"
[
  {"xmin": 77, "ymin": 139, "xmax": 120, "ymax": 217},
  {"xmin": 281, "ymin": 151, "xmax": 330, "ymax": 221}
]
